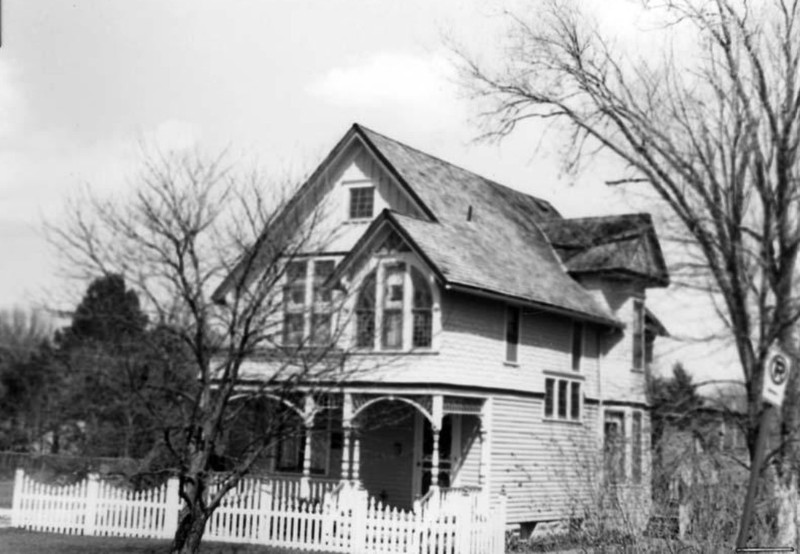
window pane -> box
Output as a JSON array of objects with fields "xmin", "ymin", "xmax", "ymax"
[
  {"xmin": 383, "ymin": 263, "xmax": 405, "ymax": 308},
  {"xmin": 558, "ymin": 380, "xmax": 568, "ymax": 418},
  {"xmin": 545, "ymin": 378, "xmax": 554, "ymax": 417},
  {"xmin": 356, "ymin": 311, "xmax": 375, "ymax": 348},
  {"xmin": 286, "ymin": 261, "xmax": 308, "ymax": 282},
  {"xmin": 570, "ymin": 382, "xmax": 581, "ymax": 420},
  {"xmin": 506, "ymin": 307, "xmax": 520, "ymax": 363},
  {"xmin": 349, "ymin": 186, "xmax": 374, "ymax": 219},
  {"xmin": 311, "ymin": 313, "xmax": 331, "ymax": 345},
  {"xmin": 313, "ymin": 260, "xmax": 335, "ymax": 303},
  {"xmin": 632, "ymin": 412, "xmax": 642, "ymax": 483},
  {"xmin": 412, "ymin": 310, "xmax": 432, "ymax": 347},
  {"xmin": 571, "ymin": 322, "xmax": 583, "ymax": 371},
  {"xmin": 411, "ymin": 267, "xmax": 432, "ymax": 308},
  {"xmin": 283, "ymin": 313, "xmax": 304, "ymax": 345},
  {"xmin": 382, "ymin": 310, "xmax": 403, "ymax": 349}
]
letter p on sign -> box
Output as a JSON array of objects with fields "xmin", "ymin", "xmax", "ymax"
[{"xmin": 761, "ymin": 346, "xmax": 792, "ymax": 408}]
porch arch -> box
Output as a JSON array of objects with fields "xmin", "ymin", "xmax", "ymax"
[
  {"xmin": 352, "ymin": 395, "xmax": 434, "ymax": 426},
  {"xmin": 228, "ymin": 392, "xmax": 305, "ymax": 420}
]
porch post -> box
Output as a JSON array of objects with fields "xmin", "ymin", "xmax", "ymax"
[
  {"xmin": 430, "ymin": 395, "xmax": 444, "ymax": 494},
  {"xmin": 341, "ymin": 393, "xmax": 353, "ymax": 482},
  {"xmin": 479, "ymin": 397, "xmax": 493, "ymax": 508},
  {"xmin": 300, "ymin": 395, "xmax": 316, "ymax": 498},
  {"xmin": 352, "ymin": 430, "xmax": 361, "ymax": 483}
]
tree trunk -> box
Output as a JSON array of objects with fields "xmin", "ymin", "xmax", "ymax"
[{"xmin": 169, "ymin": 504, "xmax": 209, "ymax": 554}]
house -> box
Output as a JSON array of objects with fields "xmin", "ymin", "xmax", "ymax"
[{"xmin": 212, "ymin": 124, "xmax": 670, "ymax": 536}]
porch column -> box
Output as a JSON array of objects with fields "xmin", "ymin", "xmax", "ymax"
[
  {"xmin": 430, "ymin": 395, "xmax": 444, "ymax": 493},
  {"xmin": 479, "ymin": 398, "xmax": 493, "ymax": 508},
  {"xmin": 352, "ymin": 430, "xmax": 361, "ymax": 483},
  {"xmin": 341, "ymin": 393, "xmax": 353, "ymax": 482},
  {"xmin": 300, "ymin": 395, "xmax": 316, "ymax": 498}
]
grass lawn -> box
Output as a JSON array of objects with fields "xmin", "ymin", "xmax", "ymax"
[{"xmin": 0, "ymin": 528, "xmax": 338, "ymax": 553}]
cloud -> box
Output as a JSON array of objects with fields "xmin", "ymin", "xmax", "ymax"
[
  {"xmin": 0, "ymin": 59, "xmax": 26, "ymax": 140},
  {"xmin": 145, "ymin": 119, "xmax": 203, "ymax": 153},
  {"xmin": 307, "ymin": 51, "xmax": 461, "ymax": 116}
]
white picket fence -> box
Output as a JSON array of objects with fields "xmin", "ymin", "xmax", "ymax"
[{"xmin": 11, "ymin": 469, "xmax": 505, "ymax": 553}]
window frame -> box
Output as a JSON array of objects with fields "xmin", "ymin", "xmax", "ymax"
[
  {"xmin": 604, "ymin": 410, "xmax": 626, "ymax": 484},
  {"xmin": 505, "ymin": 306, "xmax": 521, "ymax": 363},
  {"xmin": 632, "ymin": 410, "xmax": 643, "ymax": 484},
  {"xmin": 348, "ymin": 185, "xmax": 375, "ymax": 220},
  {"xmin": 632, "ymin": 299, "xmax": 646, "ymax": 372},
  {"xmin": 282, "ymin": 257, "xmax": 339, "ymax": 347},
  {"xmin": 571, "ymin": 321, "xmax": 584, "ymax": 372},
  {"xmin": 354, "ymin": 258, "xmax": 436, "ymax": 352},
  {"xmin": 544, "ymin": 375, "xmax": 583, "ymax": 422}
]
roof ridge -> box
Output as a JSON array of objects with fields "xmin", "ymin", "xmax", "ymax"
[
  {"xmin": 542, "ymin": 213, "xmax": 652, "ymax": 224},
  {"xmin": 354, "ymin": 123, "xmax": 561, "ymax": 217}
]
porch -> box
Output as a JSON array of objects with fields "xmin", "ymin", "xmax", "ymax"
[{"xmin": 250, "ymin": 390, "xmax": 493, "ymax": 513}]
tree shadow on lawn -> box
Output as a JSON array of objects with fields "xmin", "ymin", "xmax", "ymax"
[{"xmin": 0, "ymin": 529, "xmax": 338, "ymax": 553}]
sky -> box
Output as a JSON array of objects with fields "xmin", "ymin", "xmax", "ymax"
[{"xmin": 0, "ymin": 0, "xmax": 739, "ymax": 385}]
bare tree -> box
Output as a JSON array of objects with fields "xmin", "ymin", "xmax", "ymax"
[
  {"xmin": 50, "ymin": 151, "xmax": 355, "ymax": 553},
  {"xmin": 457, "ymin": 0, "xmax": 800, "ymax": 546}
]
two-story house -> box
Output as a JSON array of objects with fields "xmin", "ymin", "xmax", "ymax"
[{"xmin": 212, "ymin": 123, "xmax": 669, "ymax": 536}]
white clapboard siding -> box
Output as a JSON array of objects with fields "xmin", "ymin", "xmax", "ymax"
[{"xmin": 12, "ymin": 469, "xmax": 505, "ymax": 553}]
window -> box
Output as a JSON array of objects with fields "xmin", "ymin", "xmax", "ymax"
[
  {"xmin": 356, "ymin": 272, "xmax": 377, "ymax": 348},
  {"xmin": 571, "ymin": 322, "xmax": 583, "ymax": 371},
  {"xmin": 282, "ymin": 258, "xmax": 338, "ymax": 346},
  {"xmin": 604, "ymin": 411, "xmax": 625, "ymax": 484},
  {"xmin": 283, "ymin": 261, "xmax": 308, "ymax": 345},
  {"xmin": 632, "ymin": 411, "xmax": 643, "ymax": 484},
  {"xmin": 355, "ymin": 262, "xmax": 434, "ymax": 350},
  {"xmin": 311, "ymin": 260, "xmax": 335, "ymax": 345},
  {"xmin": 411, "ymin": 268, "xmax": 433, "ymax": 347},
  {"xmin": 505, "ymin": 306, "xmax": 520, "ymax": 363},
  {"xmin": 544, "ymin": 377, "xmax": 582, "ymax": 421},
  {"xmin": 632, "ymin": 299, "xmax": 645, "ymax": 371},
  {"xmin": 382, "ymin": 263, "xmax": 405, "ymax": 349},
  {"xmin": 349, "ymin": 186, "xmax": 374, "ymax": 219}
]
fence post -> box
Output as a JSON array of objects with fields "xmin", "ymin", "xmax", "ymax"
[
  {"xmin": 83, "ymin": 473, "xmax": 99, "ymax": 536},
  {"xmin": 10, "ymin": 468, "xmax": 23, "ymax": 528},
  {"xmin": 163, "ymin": 477, "xmax": 180, "ymax": 539}
]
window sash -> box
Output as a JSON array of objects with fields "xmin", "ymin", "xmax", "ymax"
[
  {"xmin": 571, "ymin": 322, "xmax": 583, "ymax": 371},
  {"xmin": 349, "ymin": 187, "xmax": 374, "ymax": 219},
  {"xmin": 557, "ymin": 380, "xmax": 568, "ymax": 418},
  {"xmin": 505, "ymin": 306, "xmax": 520, "ymax": 363},
  {"xmin": 412, "ymin": 309, "xmax": 432, "ymax": 347},
  {"xmin": 545, "ymin": 378, "xmax": 555, "ymax": 417},
  {"xmin": 632, "ymin": 411, "xmax": 642, "ymax": 483}
]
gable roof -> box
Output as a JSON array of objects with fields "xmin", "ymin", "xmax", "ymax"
[
  {"xmin": 214, "ymin": 123, "xmax": 668, "ymax": 328},
  {"xmin": 538, "ymin": 214, "xmax": 670, "ymax": 287}
]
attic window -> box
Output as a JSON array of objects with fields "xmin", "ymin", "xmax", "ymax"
[{"xmin": 349, "ymin": 186, "xmax": 374, "ymax": 219}]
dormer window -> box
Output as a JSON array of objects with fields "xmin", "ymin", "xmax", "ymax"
[
  {"xmin": 355, "ymin": 261, "xmax": 434, "ymax": 350},
  {"xmin": 349, "ymin": 186, "xmax": 374, "ymax": 220}
]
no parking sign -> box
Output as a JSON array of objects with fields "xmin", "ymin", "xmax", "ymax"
[{"xmin": 761, "ymin": 346, "xmax": 792, "ymax": 407}]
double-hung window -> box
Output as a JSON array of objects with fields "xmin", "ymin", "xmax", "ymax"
[
  {"xmin": 604, "ymin": 411, "xmax": 626, "ymax": 484},
  {"xmin": 505, "ymin": 306, "xmax": 521, "ymax": 363},
  {"xmin": 282, "ymin": 258, "xmax": 337, "ymax": 346},
  {"xmin": 283, "ymin": 261, "xmax": 307, "ymax": 345},
  {"xmin": 632, "ymin": 411, "xmax": 643, "ymax": 484}
]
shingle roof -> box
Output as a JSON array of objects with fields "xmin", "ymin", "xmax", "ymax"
[
  {"xmin": 351, "ymin": 125, "xmax": 625, "ymax": 326},
  {"xmin": 538, "ymin": 214, "xmax": 669, "ymax": 287}
]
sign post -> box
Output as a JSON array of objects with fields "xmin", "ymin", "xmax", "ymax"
[{"xmin": 735, "ymin": 346, "xmax": 792, "ymax": 550}]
